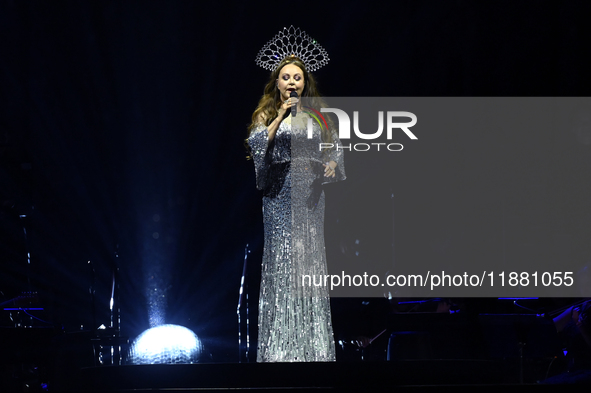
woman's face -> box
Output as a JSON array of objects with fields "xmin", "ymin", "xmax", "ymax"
[{"xmin": 276, "ymin": 64, "xmax": 305, "ymax": 102}]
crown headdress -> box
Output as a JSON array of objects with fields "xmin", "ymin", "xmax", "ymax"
[{"xmin": 255, "ymin": 26, "xmax": 329, "ymax": 72}]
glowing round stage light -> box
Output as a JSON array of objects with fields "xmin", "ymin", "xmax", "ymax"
[{"xmin": 128, "ymin": 324, "xmax": 203, "ymax": 364}]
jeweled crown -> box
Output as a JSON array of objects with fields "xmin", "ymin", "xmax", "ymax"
[{"xmin": 255, "ymin": 26, "xmax": 329, "ymax": 73}]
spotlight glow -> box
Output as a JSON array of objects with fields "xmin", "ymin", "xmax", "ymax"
[{"xmin": 128, "ymin": 324, "xmax": 203, "ymax": 364}]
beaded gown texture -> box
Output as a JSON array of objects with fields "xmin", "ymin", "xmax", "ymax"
[{"xmin": 248, "ymin": 112, "xmax": 345, "ymax": 362}]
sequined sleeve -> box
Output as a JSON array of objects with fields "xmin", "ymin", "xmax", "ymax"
[
  {"xmin": 248, "ymin": 124, "xmax": 271, "ymax": 190},
  {"xmin": 323, "ymin": 128, "xmax": 346, "ymax": 184}
]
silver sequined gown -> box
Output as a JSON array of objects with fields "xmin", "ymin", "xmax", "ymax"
[{"xmin": 248, "ymin": 112, "xmax": 345, "ymax": 362}]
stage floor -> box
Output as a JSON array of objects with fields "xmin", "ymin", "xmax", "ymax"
[{"xmin": 74, "ymin": 360, "xmax": 560, "ymax": 392}]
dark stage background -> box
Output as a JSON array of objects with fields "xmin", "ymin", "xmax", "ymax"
[{"xmin": 1, "ymin": 0, "xmax": 590, "ymax": 363}]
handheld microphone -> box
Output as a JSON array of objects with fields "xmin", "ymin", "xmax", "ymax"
[{"xmin": 290, "ymin": 91, "xmax": 298, "ymax": 117}]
